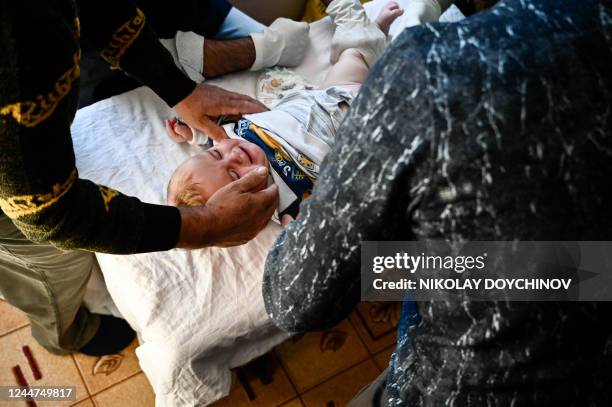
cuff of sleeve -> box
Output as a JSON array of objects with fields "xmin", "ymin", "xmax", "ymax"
[
  {"xmin": 176, "ymin": 31, "xmax": 206, "ymax": 83},
  {"xmin": 249, "ymin": 29, "xmax": 282, "ymax": 71},
  {"xmin": 135, "ymin": 203, "xmax": 182, "ymax": 253}
]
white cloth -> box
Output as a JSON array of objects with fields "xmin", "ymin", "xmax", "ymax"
[
  {"xmin": 256, "ymin": 67, "xmax": 317, "ymax": 109},
  {"xmin": 186, "ymin": 124, "xmax": 210, "ymax": 146},
  {"xmin": 161, "ymin": 32, "xmax": 206, "ymax": 83},
  {"xmin": 73, "ymin": 91, "xmax": 288, "ymax": 406},
  {"xmin": 74, "ymin": 2, "xmax": 464, "ymax": 406}
]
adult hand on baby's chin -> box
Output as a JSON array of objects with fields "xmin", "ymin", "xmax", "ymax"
[
  {"xmin": 174, "ymin": 83, "xmax": 268, "ymax": 142},
  {"xmin": 175, "ymin": 166, "xmax": 279, "ymax": 248}
]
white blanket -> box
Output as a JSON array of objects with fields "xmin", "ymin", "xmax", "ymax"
[
  {"xmin": 74, "ymin": 89, "xmax": 288, "ymax": 406},
  {"xmin": 72, "ymin": 2, "xmax": 463, "ymax": 406}
]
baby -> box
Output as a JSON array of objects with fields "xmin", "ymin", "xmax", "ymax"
[{"xmin": 167, "ymin": 0, "xmax": 405, "ymax": 219}]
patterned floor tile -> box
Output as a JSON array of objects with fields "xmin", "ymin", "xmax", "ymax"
[
  {"xmin": 210, "ymin": 354, "xmax": 296, "ymax": 407},
  {"xmin": 275, "ymin": 319, "xmax": 369, "ymax": 393},
  {"xmin": 0, "ymin": 326, "xmax": 88, "ymax": 405},
  {"xmin": 0, "ymin": 300, "xmax": 29, "ymax": 337},
  {"xmin": 300, "ymin": 359, "xmax": 381, "ymax": 407},
  {"xmin": 72, "ymin": 338, "xmax": 141, "ymax": 395},
  {"xmin": 0, "ymin": 303, "xmax": 399, "ymax": 407},
  {"xmin": 93, "ymin": 373, "xmax": 154, "ymax": 407},
  {"xmin": 349, "ymin": 302, "xmax": 400, "ymax": 354}
]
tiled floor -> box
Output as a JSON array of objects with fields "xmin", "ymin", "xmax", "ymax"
[
  {"xmin": 0, "ymin": 299, "xmax": 399, "ymax": 407},
  {"xmin": 212, "ymin": 302, "xmax": 399, "ymax": 407},
  {"xmin": 0, "ymin": 299, "xmax": 153, "ymax": 407}
]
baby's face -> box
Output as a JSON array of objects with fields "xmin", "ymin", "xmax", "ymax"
[{"xmin": 176, "ymin": 138, "xmax": 268, "ymax": 202}]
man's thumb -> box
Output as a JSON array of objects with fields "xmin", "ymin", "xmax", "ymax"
[{"xmin": 233, "ymin": 166, "xmax": 269, "ymax": 192}]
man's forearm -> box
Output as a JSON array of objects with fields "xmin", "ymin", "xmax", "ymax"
[{"xmin": 203, "ymin": 38, "xmax": 256, "ymax": 78}]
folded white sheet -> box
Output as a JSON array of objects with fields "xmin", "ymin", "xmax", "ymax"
[{"xmin": 73, "ymin": 2, "xmax": 463, "ymax": 406}]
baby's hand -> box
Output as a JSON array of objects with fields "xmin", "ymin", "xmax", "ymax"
[
  {"xmin": 165, "ymin": 118, "xmax": 194, "ymax": 143},
  {"xmin": 281, "ymin": 214, "xmax": 295, "ymax": 227}
]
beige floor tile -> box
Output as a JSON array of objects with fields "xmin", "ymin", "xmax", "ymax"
[
  {"xmin": 210, "ymin": 355, "xmax": 296, "ymax": 407},
  {"xmin": 349, "ymin": 302, "xmax": 399, "ymax": 354},
  {"xmin": 373, "ymin": 346, "xmax": 394, "ymax": 371},
  {"xmin": 93, "ymin": 373, "xmax": 154, "ymax": 407},
  {"xmin": 275, "ymin": 319, "xmax": 369, "ymax": 393},
  {"xmin": 71, "ymin": 398, "xmax": 95, "ymax": 407},
  {"xmin": 0, "ymin": 326, "xmax": 88, "ymax": 405},
  {"xmin": 300, "ymin": 359, "xmax": 381, "ymax": 407},
  {"xmin": 72, "ymin": 338, "xmax": 141, "ymax": 395},
  {"xmin": 279, "ymin": 398, "xmax": 304, "ymax": 407},
  {"xmin": 0, "ymin": 300, "xmax": 29, "ymax": 337}
]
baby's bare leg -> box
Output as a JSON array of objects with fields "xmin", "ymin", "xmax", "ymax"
[
  {"xmin": 322, "ymin": 48, "xmax": 369, "ymax": 89},
  {"xmin": 322, "ymin": 1, "xmax": 404, "ymax": 90}
]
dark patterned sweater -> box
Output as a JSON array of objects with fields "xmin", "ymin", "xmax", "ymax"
[
  {"xmin": 0, "ymin": 0, "xmax": 196, "ymax": 253},
  {"xmin": 263, "ymin": 0, "xmax": 612, "ymax": 405}
]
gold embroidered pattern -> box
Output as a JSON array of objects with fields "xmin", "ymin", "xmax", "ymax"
[
  {"xmin": 98, "ymin": 186, "xmax": 120, "ymax": 212},
  {"xmin": 0, "ymin": 51, "xmax": 81, "ymax": 128},
  {"xmin": 100, "ymin": 8, "xmax": 146, "ymax": 67},
  {"xmin": 74, "ymin": 17, "xmax": 81, "ymax": 38},
  {"xmin": 0, "ymin": 169, "xmax": 77, "ymax": 219}
]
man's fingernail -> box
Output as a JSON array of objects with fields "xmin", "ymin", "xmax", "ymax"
[{"xmin": 256, "ymin": 167, "xmax": 267, "ymax": 175}]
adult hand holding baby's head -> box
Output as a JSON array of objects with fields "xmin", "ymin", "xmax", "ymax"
[
  {"xmin": 173, "ymin": 83, "xmax": 268, "ymax": 142},
  {"xmin": 176, "ymin": 166, "xmax": 278, "ymax": 248}
]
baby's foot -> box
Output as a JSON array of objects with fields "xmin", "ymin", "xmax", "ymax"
[{"xmin": 376, "ymin": 2, "xmax": 404, "ymax": 35}]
